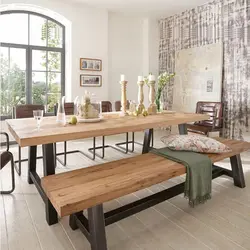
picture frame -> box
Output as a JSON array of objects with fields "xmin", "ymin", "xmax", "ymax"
[
  {"xmin": 80, "ymin": 58, "xmax": 102, "ymax": 71},
  {"xmin": 80, "ymin": 74, "xmax": 102, "ymax": 87}
]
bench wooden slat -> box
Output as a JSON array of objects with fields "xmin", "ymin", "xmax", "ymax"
[{"xmin": 41, "ymin": 138, "xmax": 250, "ymax": 217}]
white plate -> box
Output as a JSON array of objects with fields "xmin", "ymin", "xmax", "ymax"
[{"xmin": 77, "ymin": 116, "xmax": 103, "ymax": 123}]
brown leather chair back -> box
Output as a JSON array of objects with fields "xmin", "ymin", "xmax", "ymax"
[
  {"xmin": 13, "ymin": 104, "xmax": 45, "ymax": 119},
  {"xmin": 115, "ymin": 101, "xmax": 130, "ymax": 112},
  {"xmin": 194, "ymin": 101, "xmax": 223, "ymax": 128},
  {"xmin": 54, "ymin": 103, "xmax": 74, "ymax": 116},
  {"xmin": 102, "ymin": 101, "xmax": 112, "ymax": 113}
]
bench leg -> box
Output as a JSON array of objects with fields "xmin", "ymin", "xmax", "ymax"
[
  {"xmin": 69, "ymin": 214, "xmax": 78, "ymax": 230},
  {"xmin": 178, "ymin": 124, "xmax": 188, "ymax": 135},
  {"xmin": 230, "ymin": 155, "xmax": 246, "ymax": 188},
  {"xmin": 88, "ymin": 204, "xmax": 107, "ymax": 250}
]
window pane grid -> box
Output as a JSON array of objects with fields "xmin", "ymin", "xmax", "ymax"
[
  {"xmin": 0, "ymin": 11, "xmax": 65, "ymax": 119},
  {"xmin": 32, "ymin": 70, "xmax": 62, "ymax": 73}
]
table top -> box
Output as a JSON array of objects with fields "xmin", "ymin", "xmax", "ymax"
[{"xmin": 6, "ymin": 112, "xmax": 209, "ymax": 147}]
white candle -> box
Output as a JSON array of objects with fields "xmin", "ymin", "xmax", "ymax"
[
  {"xmin": 138, "ymin": 76, "xmax": 143, "ymax": 82},
  {"xmin": 120, "ymin": 74, "xmax": 126, "ymax": 81},
  {"xmin": 149, "ymin": 75, "xmax": 156, "ymax": 81}
]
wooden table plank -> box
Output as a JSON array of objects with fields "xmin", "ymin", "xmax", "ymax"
[
  {"xmin": 41, "ymin": 138, "xmax": 250, "ymax": 217},
  {"xmin": 6, "ymin": 113, "xmax": 209, "ymax": 147}
]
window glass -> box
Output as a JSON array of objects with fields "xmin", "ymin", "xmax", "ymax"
[
  {"xmin": 32, "ymin": 50, "xmax": 47, "ymax": 71},
  {"xmin": 0, "ymin": 13, "xmax": 28, "ymax": 44},
  {"xmin": 30, "ymin": 15, "xmax": 47, "ymax": 46},
  {"xmin": 47, "ymin": 20, "xmax": 63, "ymax": 48},
  {"xmin": 0, "ymin": 12, "xmax": 64, "ymax": 118},
  {"xmin": 48, "ymin": 51, "xmax": 61, "ymax": 71},
  {"xmin": 0, "ymin": 47, "xmax": 26, "ymax": 116},
  {"xmin": 32, "ymin": 72, "xmax": 46, "ymax": 105}
]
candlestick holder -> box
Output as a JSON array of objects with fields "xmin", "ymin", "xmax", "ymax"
[
  {"xmin": 147, "ymin": 80, "xmax": 157, "ymax": 115},
  {"xmin": 120, "ymin": 81, "xmax": 129, "ymax": 116},
  {"xmin": 137, "ymin": 81, "xmax": 145, "ymax": 114}
]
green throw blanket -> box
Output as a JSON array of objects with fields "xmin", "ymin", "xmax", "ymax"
[{"xmin": 151, "ymin": 148, "xmax": 212, "ymax": 207}]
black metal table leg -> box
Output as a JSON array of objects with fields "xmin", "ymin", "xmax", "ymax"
[
  {"xmin": 230, "ymin": 154, "xmax": 246, "ymax": 188},
  {"xmin": 27, "ymin": 146, "xmax": 37, "ymax": 184},
  {"xmin": 88, "ymin": 204, "xmax": 107, "ymax": 250},
  {"xmin": 43, "ymin": 143, "xmax": 58, "ymax": 225},
  {"xmin": 178, "ymin": 124, "xmax": 188, "ymax": 135},
  {"xmin": 142, "ymin": 128, "xmax": 153, "ymax": 154}
]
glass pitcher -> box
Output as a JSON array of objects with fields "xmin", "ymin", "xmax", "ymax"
[{"xmin": 56, "ymin": 96, "xmax": 66, "ymax": 125}]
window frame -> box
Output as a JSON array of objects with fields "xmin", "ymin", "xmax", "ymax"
[{"xmin": 0, "ymin": 10, "xmax": 66, "ymax": 120}]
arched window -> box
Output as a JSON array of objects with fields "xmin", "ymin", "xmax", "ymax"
[{"xmin": 0, "ymin": 10, "xmax": 65, "ymax": 118}]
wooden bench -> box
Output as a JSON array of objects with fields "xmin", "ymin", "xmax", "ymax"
[{"xmin": 41, "ymin": 138, "xmax": 250, "ymax": 250}]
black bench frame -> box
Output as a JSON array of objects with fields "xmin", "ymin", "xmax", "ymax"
[
  {"xmin": 69, "ymin": 125, "xmax": 245, "ymax": 250},
  {"xmin": 27, "ymin": 124, "xmax": 245, "ymax": 250}
]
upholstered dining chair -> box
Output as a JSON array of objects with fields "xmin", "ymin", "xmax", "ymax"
[
  {"xmin": 88, "ymin": 101, "xmax": 126, "ymax": 159},
  {"xmin": 187, "ymin": 101, "xmax": 223, "ymax": 137},
  {"xmin": 0, "ymin": 132, "xmax": 15, "ymax": 194},
  {"xmin": 13, "ymin": 104, "xmax": 45, "ymax": 175}
]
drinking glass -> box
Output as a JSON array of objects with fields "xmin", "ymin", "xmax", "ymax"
[{"xmin": 33, "ymin": 110, "xmax": 44, "ymax": 130}]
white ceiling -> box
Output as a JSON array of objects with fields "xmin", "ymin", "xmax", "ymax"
[{"xmin": 69, "ymin": 0, "xmax": 210, "ymax": 17}]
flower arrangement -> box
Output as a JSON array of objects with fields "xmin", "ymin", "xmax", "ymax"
[
  {"xmin": 143, "ymin": 73, "xmax": 152, "ymax": 87},
  {"xmin": 156, "ymin": 72, "xmax": 175, "ymax": 111},
  {"xmin": 77, "ymin": 91, "xmax": 100, "ymax": 119}
]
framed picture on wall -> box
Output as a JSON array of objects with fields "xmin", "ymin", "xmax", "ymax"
[
  {"xmin": 80, "ymin": 58, "xmax": 102, "ymax": 71},
  {"xmin": 80, "ymin": 74, "xmax": 102, "ymax": 87}
]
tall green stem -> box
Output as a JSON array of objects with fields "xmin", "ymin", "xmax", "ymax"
[{"xmin": 156, "ymin": 88, "xmax": 162, "ymax": 112}]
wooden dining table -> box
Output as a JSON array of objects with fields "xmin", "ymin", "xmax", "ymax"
[{"xmin": 6, "ymin": 112, "xmax": 209, "ymax": 226}]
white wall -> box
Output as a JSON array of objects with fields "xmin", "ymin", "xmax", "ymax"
[
  {"xmin": 1, "ymin": 0, "xmax": 160, "ymax": 106},
  {"xmin": 1, "ymin": 0, "xmax": 109, "ymax": 102},
  {"xmin": 108, "ymin": 13, "xmax": 144, "ymax": 105},
  {"xmin": 108, "ymin": 13, "xmax": 159, "ymax": 109}
]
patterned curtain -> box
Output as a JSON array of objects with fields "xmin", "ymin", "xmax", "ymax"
[{"xmin": 159, "ymin": 0, "xmax": 250, "ymax": 139}]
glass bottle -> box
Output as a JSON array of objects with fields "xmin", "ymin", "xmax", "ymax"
[
  {"xmin": 74, "ymin": 96, "xmax": 79, "ymax": 116},
  {"xmin": 56, "ymin": 96, "xmax": 66, "ymax": 125}
]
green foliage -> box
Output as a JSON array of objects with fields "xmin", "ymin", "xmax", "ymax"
[
  {"xmin": 158, "ymin": 72, "xmax": 175, "ymax": 90},
  {"xmin": 143, "ymin": 73, "xmax": 152, "ymax": 87},
  {"xmin": 41, "ymin": 20, "xmax": 61, "ymax": 112},
  {"xmin": 0, "ymin": 56, "xmax": 26, "ymax": 116},
  {"xmin": 156, "ymin": 72, "xmax": 175, "ymax": 111}
]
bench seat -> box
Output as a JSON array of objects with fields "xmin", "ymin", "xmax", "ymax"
[{"xmin": 41, "ymin": 138, "xmax": 250, "ymax": 217}]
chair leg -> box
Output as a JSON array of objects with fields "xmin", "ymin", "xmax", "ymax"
[
  {"xmin": 131, "ymin": 132, "xmax": 135, "ymax": 152},
  {"xmin": 54, "ymin": 141, "xmax": 67, "ymax": 167},
  {"xmin": 151, "ymin": 130, "xmax": 154, "ymax": 147},
  {"xmin": 64, "ymin": 141, "xmax": 67, "ymax": 166},
  {"xmin": 14, "ymin": 146, "xmax": 21, "ymax": 176},
  {"xmin": 0, "ymin": 154, "xmax": 15, "ymax": 194},
  {"xmin": 102, "ymin": 136, "xmax": 105, "ymax": 158},
  {"xmin": 53, "ymin": 143, "xmax": 57, "ymax": 168},
  {"xmin": 115, "ymin": 132, "xmax": 135, "ymax": 153}
]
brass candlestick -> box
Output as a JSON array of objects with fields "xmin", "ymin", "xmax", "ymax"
[
  {"xmin": 137, "ymin": 81, "xmax": 145, "ymax": 114},
  {"xmin": 120, "ymin": 81, "xmax": 129, "ymax": 116},
  {"xmin": 148, "ymin": 80, "xmax": 157, "ymax": 115}
]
